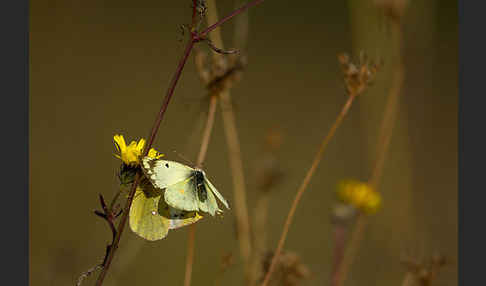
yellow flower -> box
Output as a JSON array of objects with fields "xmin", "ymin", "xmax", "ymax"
[
  {"xmin": 337, "ymin": 179, "xmax": 382, "ymax": 214},
  {"xmin": 113, "ymin": 134, "xmax": 163, "ymax": 166}
]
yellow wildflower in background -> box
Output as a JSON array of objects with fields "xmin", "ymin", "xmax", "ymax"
[
  {"xmin": 113, "ymin": 134, "xmax": 163, "ymax": 166},
  {"xmin": 337, "ymin": 179, "xmax": 382, "ymax": 214}
]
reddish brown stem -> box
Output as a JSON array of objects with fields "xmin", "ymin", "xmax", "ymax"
[
  {"xmin": 184, "ymin": 225, "xmax": 197, "ymax": 286},
  {"xmin": 261, "ymin": 96, "xmax": 356, "ymax": 286},
  {"xmin": 184, "ymin": 95, "xmax": 219, "ymax": 286},
  {"xmin": 92, "ymin": 1, "xmax": 263, "ymax": 284},
  {"xmin": 145, "ymin": 40, "xmax": 196, "ymax": 154},
  {"xmin": 191, "ymin": 0, "xmax": 198, "ymax": 28},
  {"xmin": 199, "ymin": 0, "xmax": 264, "ymax": 39},
  {"xmin": 332, "ymin": 22, "xmax": 406, "ymax": 286},
  {"xmin": 331, "ymin": 224, "xmax": 348, "ymax": 284},
  {"xmin": 95, "ymin": 37, "xmax": 195, "ymax": 285}
]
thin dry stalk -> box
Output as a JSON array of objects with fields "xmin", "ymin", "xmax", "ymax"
[
  {"xmin": 213, "ymin": 252, "xmax": 235, "ymax": 286},
  {"xmin": 184, "ymin": 95, "xmax": 219, "ymax": 286},
  {"xmin": 248, "ymin": 192, "xmax": 269, "ymax": 285},
  {"xmin": 196, "ymin": 95, "xmax": 219, "ymax": 167},
  {"xmin": 399, "ymin": 253, "xmax": 447, "ymax": 286},
  {"xmin": 205, "ymin": 0, "xmax": 253, "ymax": 280},
  {"xmin": 184, "ymin": 225, "xmax": 197, "ymax": 286},
  {"xmin": 183, "ymin": 0, "xmax": 255, "ymax": 283},
  {"xmin": 261, "ymin": 95, "xmax": 357, "ymax": 286},
  {"xmin": 249, "ymin": 130, "xmax": 284, "ymax": 286},
  {"xmin": 95, "ymin": 38, "xmax": 196, "ymax": 286},
  {"xmin": 330, "ymin": 220, "xmax": 350, "ymax": 284},
  {"xmin": 88, "ymin": 1, "xmax": 263, "ymax": 285},
  {"xmin": 332, "ymin": 20, "xmax": 405, "ymax": 286},
  {"xmin": 77, "ymin": 265, "xmax": 103, "ymax": 286},
  {"xmin": 253, "ymin": 193, "xmax": 270, "ymax": 259},
  {"xmin": 369, "ymin": 43, "xmax": 404, "ymax": 189},
  {"xmin": 219, "ymin": 89, "xmax": 252, "ymax": 266},
  {"xmin": 232, "ymin": 0, "xmax": 249, "ymax": 53},
  {"xmin": 332, "ymin": 214, "xmax": 367, "ymax": 286},
  {"xmin": 401, "ymin": 273, "xmax": 415, "ymax": 286}
]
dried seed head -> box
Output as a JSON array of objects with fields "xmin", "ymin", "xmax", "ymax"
[
  {"xmin": 194, "ymin": 0, "xmax": 207, "ymax": 16},
  {"xmin": 401, "ymin": 252, "xmax": 447, "ymax": 286},
  {"xmin": 262, "ymin": 251, "xmax": 311, "ymax": 286},
  {"xmin": 374, "ymin": 0, "xmax": 408, "ymax": 24},
  {"xmin": 220, "ymin": 252, "xmax": 234, "ymax": 271},
  {"xmin": 338, "ymin": 52, "xmax": 382, "ymax": 97},
  {"xmin": 206, "ymin": 56, "xmax": 246, "ymax": 95}
]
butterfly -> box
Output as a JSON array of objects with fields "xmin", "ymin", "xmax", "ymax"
[
  {"xmin": 129, "ymin": 184, "xmax": 202, "ymax": 241},
  {"xmin": 141, "ymin": 157, "xmax": 230, "ymax": 216}
]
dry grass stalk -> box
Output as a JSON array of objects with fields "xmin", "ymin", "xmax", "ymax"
[
  {"xmin": 184, "ymin": 94, "xmax": 219, "ymax": 286},
  {"xmin": 261, "ymin": 251, "xmax": 311, "ymax": 286},
  {"xmin": 213, "ymin": 252, "xmax": 235, "ymax": 286},
  {"xmin": 248, "ymin": 129, "xmax": 284, "ymax": 285},
  {"xmin": 400, "ymin": 253, "xmax": 447, "ymax": 286},
  {"xmin": 332, "ymin": 2, "xmax": 407, "ymax": 285},
  {"xmin": 204, "ymin": 0, "xmax": 253, "ymax": 282},
  {"xmin": 261, "ymin": 95, "xmax": 357, "ymax": 286},
  {"xmin": 262, "ymin": 51, "xmax": 380, "ymax": 286},
  {"xmin": 183, "ymin": 0, "xmax": 255, "ymax": 284}
]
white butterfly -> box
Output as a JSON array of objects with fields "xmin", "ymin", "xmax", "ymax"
[{"xmin": 141, "ymin": 157, "xmax": 230, "ymax": 216}]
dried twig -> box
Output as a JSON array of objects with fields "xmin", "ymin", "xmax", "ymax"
[
  {"xmin": 184, "ymin": 95, "xmax": 219, "ymax": 286},
  {"xmin": 263, "ymin": 51, "xmax": 381, "ymax": 286},
  {"xmin": 205, "ymin": 0, "xmax": 254, "ymax": 283},
  {"xmin": 331, "ymin": 4, "xmax": 407, "ymax": 285},
  {"xmin": 261, "ymin": 95, "xmax": 357, "ymax": 286},
  {"xmin": 400, "ymin": 253, "xmax": 447, "ymax": 286},
  {"xmin": 83, "ymin": 2, "xmax": 264, "ymax": 285},
  {"xmin": 76, "ymin": 264, "xmax": 103, "ymax": 286}
]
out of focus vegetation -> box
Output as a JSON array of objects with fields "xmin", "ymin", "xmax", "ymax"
[{"xmin": 31, "ymin": 0, "xmax": 457, "ymax": 285}]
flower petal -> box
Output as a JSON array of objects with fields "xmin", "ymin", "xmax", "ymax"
[
  {"xmin": 113, "ymin": 134, "xmax": 127, "ymax": 153},
  {"xmin": 136, "ymin": 139, "xmax": 146, "ymax": 152},
  {"xmin": 148, "ymin": 148, "xmax": 164, "ymax": 159}
]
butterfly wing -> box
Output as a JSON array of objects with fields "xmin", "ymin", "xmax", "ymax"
[
  {"xmin": 142, "ymin": 158, "xmax": 194, "ymax": 189},
  {"xmin": 129, "ymin": 186, "xmax": 170, "ymax": 241},
  {"xmin": 164, "ymin": 176, "xmax": 200, "ymax": 211},
  {"xmin": 158, "ymin": 199, "xmax": 203, "ymax": 230},
  {"xmin": 196, "ymin": 180, "xmax": 222, "ymax": 216},
  {"xmin": 205, "ymin": 177, "xmax": 230, "ymax": 210}
]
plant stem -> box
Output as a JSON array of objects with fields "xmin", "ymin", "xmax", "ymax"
[
  {"xmin": 261, "ymin": 95, "xmax": 357, "ymax": 286},
  {"xmin": 184, "ymin": 224, "xmax": 197, "ymax": 286},
  {"xmin": 331, "ymin": 223, "xmax": 349, "ymax": 285},
  {"xmin": 369, "ymin": 46, "xmax": 404, "ymax": 190},
  {"xmin": 95, "ymin": 39, "xmax": 195, "ymax": 286},
  {"xmin": 400, "ymin": 272, "xmax": 415, "ymax": 286},
  {"xmin": 205, "ymin": 0, "xmax": 253, "ymax": 282},
  {"xmin": 184, "ymin": 95, "xmax": 219, "ymax": 286},
  {"xmin": 332, "ymin": 22, "xmax": 405, "ymax": 286},
  {"xmin": 219, "ymin": 90, "xmax": 253, "ymax": 278},
  {"xmin": 249, "ymin": 191, "xmax": 270, "ymax": 285},
  {"xmin": 191, "ymin": 0, "xmax": 198, "ymax": 29},
  {"xmin": 331, "ymin": 214, "xmax": 367, "ymax": 286},
  {"xmin": 184, "ymin": 0, "xmax": 263, "ymax": 283},
  {"xmin": 196, "ymin": 95, "xmax": 219, "ymax": 167},
  {"xmin": 92, "ymin": 1, "xmax": 263, "ymax": 284},
  {"xmin": 199, "ymin": 0, "xmax": 264, "ymax": 39},
  {"xmin": 144, "ymin": 40, "xmax": 196, "ymax": 153}
]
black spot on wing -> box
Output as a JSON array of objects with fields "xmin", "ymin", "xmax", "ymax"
[{"xmin": 165, "ymin": 163, "xmax": 169, "ymax": 168}]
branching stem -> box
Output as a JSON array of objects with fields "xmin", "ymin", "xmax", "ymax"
[{"xmin": 90, "ymin": 1, "xmax": 264, "ymax": 285}]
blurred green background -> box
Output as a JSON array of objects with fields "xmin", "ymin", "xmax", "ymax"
[{"xmin": 30, "ymin": 0, "xmax": 457, "ymax": 285}]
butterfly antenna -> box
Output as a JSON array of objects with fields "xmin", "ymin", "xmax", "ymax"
[{"xmin": 172, "ymin": 150, "xmax": 195, "ymax": 167}]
